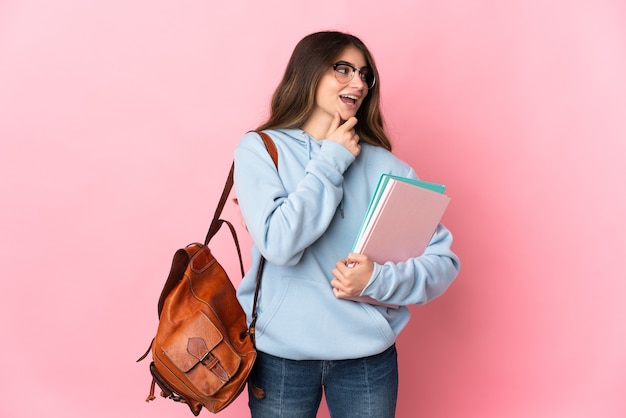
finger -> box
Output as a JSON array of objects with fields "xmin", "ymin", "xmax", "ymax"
[
  {"xmin": 331, "ymin": 277, "xmax": 344, "ymax": 293},
  {"xmin": 333, "ymin": 283, "xmax": 350, "ymax": 298},
  {"xmin": 341, "ymin": 116, "xmax": 358, "ymax": 131},
  {"xmin": 338, "ymin": 258, "xmax": 351, "ymax": 267},
  {"xmin": 347, "ymin": 253, "xmax": 367, "ymax": 263},
  {"xmin": 343, "ymin": 256, "xmax": 358, "ymax": 267}
]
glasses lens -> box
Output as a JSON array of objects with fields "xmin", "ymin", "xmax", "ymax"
[
  {"xmin": 333, "ymin": 63, "xmax": 375, "ymax": 89},
  {"xmin": 360, "ymin": 69, "xmax": 375, "ymax": 89},
  {"xmin": 334, "ymin": 64, "xmax": 353, "ymax": 82}
]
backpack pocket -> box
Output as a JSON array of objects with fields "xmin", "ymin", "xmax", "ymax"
[{"xmin": 161, "ymin": 310, "xmax": 242, "ymax": 396}]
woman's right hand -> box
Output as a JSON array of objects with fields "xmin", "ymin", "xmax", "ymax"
[{"xmin": 325, "ymin": 112, "xmax": 361, "ymax": 157}]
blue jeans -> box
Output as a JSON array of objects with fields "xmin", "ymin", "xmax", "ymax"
[{"xmin": 248, "ymin": 344, "xmax": 398, "ymax": 418}]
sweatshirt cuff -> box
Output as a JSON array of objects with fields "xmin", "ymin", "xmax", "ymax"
[
  {"xmin": 360, "ymin": 263, "xmax": 383, "ymax": 298},
  {"xmin": 319, "ymin": 140, "xmax": 355, "ymax": 174}
]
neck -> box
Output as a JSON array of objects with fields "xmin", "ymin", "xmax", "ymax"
[{"xmin": 300, "ymin": 112, "xmax": 333, "ymax": 140}]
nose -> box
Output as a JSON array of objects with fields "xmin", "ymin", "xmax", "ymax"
[{"xmin": 349, "ymin": 72, "xmax": 366, "ymax": 89}]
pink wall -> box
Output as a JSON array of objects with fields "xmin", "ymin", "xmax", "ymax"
[{"xmin": 1, "ymin": 1, "xmax": 625, "ymax": 417}]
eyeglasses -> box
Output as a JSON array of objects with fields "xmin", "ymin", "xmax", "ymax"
[{"xmin": 333, "ymin": 62, "xmax": 376, "ymax": 89}]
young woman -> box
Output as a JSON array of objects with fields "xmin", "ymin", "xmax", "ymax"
[{"xmin": 233, "ymin": 31, "xmax": 460, "ymax": 418}]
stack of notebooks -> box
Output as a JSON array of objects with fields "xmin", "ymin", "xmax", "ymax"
[{"xmin": 348, "ymin": 174, "xmax": 451, "ymax": 307}]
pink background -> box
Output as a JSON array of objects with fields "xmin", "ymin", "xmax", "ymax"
[{"xmin": 1, "ymin": 1, "xmax": 625, "ymax": 417}]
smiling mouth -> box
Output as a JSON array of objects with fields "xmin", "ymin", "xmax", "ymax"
[{"xmin": 340, "ymin": 94, "xmax": 358, "ymax": 105}]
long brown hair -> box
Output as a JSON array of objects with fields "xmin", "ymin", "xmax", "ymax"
[{"xmin": 257, "ymin": 31, "xmax": 392, "ymax": 151}]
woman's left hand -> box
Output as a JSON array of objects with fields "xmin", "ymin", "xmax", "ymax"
[{"xmin": 331, "ymin": 253, "xmax": 374, "ymax": 299}]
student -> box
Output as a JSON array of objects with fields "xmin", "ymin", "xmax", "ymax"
[{"xmin": 234, "ymin": 30, "xmax": 460, "ymax": 418}]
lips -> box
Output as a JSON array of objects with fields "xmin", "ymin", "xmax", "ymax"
[{"xmin": 340, "ymin": 94, "xmax": 359, "ymax": 105}]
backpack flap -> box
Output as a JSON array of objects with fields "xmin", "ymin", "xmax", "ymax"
[{"xmin": 160, "ymin": 310, "xmax": 242, "ymax": 397}]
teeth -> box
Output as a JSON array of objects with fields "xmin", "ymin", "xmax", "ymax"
[{"xmin": 341, "ymin": 95, "xmax": 358, "ymax": 100}]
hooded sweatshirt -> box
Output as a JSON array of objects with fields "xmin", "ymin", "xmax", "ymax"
[{"xmin": 234, "ymin": 129, "xmax": 459, "ymax": 360}]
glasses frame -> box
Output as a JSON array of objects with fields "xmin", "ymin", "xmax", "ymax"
[{"xmin": 332, "ymin": 61, "xmax": 376, "ymax": 89}]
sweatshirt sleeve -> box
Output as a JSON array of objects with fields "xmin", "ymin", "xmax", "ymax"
[
  {"xmin": 358, "ymin": 222, "xmax": 460, "ymax": 306},
  {"xmin": 234, "ymin": 132, "xmax": 355, "ymax": 266},
  {"xmin": 356, "ymin": 164, "xmax": 460, "ymax": 306}
]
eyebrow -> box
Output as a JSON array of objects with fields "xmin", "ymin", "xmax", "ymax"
[{"xmin": 335, "ymin": 60, "xmax": 371, "ymax": 71}]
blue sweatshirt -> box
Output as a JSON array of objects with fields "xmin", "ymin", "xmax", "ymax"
[{"xmin": 234, "ymin": 129, "xmax": 459, "ymax": 360}]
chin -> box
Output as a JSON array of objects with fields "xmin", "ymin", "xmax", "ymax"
[{"xmin": 339, "ymin": 111, "xmax": 358, "ymax": 121}]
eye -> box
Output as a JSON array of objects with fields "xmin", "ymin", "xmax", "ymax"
[
  {"xmin": 359, "ymin": 68, "xmax": 372, "ymax": 81},
  {"xmin": 335, "ymin": 64, "xmax": 352, "ymax": 75}
]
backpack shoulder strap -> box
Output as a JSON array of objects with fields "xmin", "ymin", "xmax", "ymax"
[
  {"xmin": 205, "ymin": 131, "xmax": 277, "ymax": 245},
  {"xmin": 256, "ymin": 131, "xmax": 278, "ymax": 168},
  {"xmin": 248, "ymin": 130, "xmax": 277, "ymax": 347}
]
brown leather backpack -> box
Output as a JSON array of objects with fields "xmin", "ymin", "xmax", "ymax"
[{"xmin": 137, "ymin": 132, "xmax": 277, "ymax": 415}]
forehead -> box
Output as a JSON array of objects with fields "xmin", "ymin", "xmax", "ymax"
[{"xmin": 335, "ymin": 45, "xmax": 368, "ymax": 68}]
